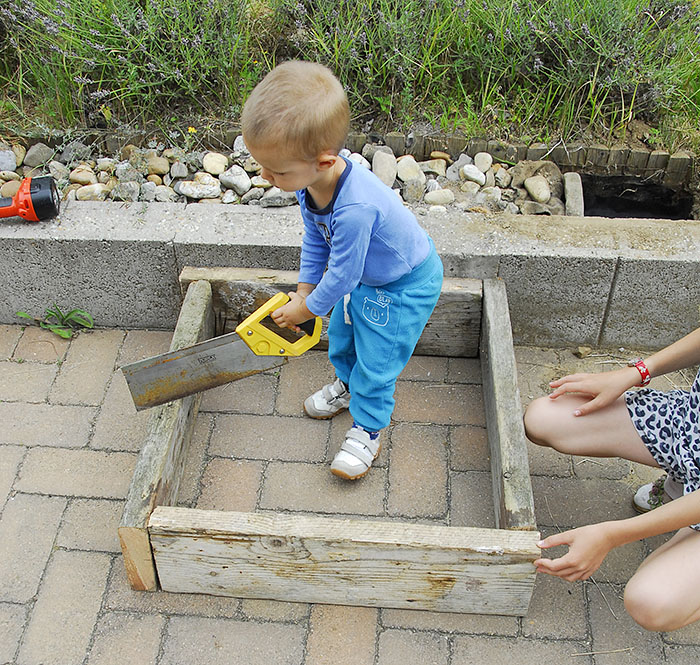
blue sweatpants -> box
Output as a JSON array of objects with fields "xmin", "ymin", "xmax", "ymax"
[{"xmin": 327, "ymin": 240, "xmax": 443, "ymax": 432}]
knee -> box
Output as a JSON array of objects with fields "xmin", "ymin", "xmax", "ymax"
[
  {"xmin": 624, "ymin": 577, "xmax": 681, "ymax": 632},
  {"xmin": 523, "ymin": 396, "xmax": 557, "ymax": 447}
]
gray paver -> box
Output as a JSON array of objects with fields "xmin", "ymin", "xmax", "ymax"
[
  {"xmin": 0, "ymin": 602, "xmax": 26, "ymax": 664},
  {"xmin": 86, "ymin": 613, "xmax": 166, "ymax": 665},
  {"xmin": 12, "ymin": 326, "xmax": 70, "ymax": 362},
  {"xmin": 377, "ymin": 628, "xmax": 450, "ymax": 665},
  {"xmin": 90, "ymin": 372, "xmax": 151, "ymax": 451},
  {"xmin": 0, "ymin": 360, "xmax": 57, "ymax": 402},
  {"xmin": 49, "ymin": 329, "xmax": 123, "ymax": 405},
  {"xmin": 0, "ymin": 445, "xmax": 25, "ymax": 508},
  {"xmin": 306, "ymin": 605, "xmax": 377, "ymax": 665},
  {"xmin": 17, "ymin": 550, "xmax": 112, "ymax": 665},
  {"xmin": 0, "ymin": 324, "xmax": 22, "ymax": 359},
  {"xmin": 0, "ymin": 493, "xmax": 66, "ymax": 603},
  {"xmin": 209, "ymin": 414, "xmax": 327, "ymax": 462},
  {"xmin": 0, "ymin": 323, "xmax": 694, "ymax": 665},
  {"xmin": 0, "ymin": 402, "xmax": 96, "ymax": 447},
  {"xmin": 160, "ymin": 616, "xmax": 306, "ymax": 665},
  {"xmin": 15, "ymin": 448, "xmax": 136, "ymax": 498},
  {"xmin": 56, "ymin": 498, "xmax": 123, "ymax": 552},
  {"xmin": 387, "ymin": 423, "xmax": 448, "ymax": 518}
]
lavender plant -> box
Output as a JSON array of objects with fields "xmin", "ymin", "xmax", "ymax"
[{"xmin": 1, "ymin": 0, "xmax": 698, "ymax": 151}]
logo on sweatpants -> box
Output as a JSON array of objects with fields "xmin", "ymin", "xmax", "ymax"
[{"xmin": 362, "ymin": 290, "xmax": 392, "ymax": 327}]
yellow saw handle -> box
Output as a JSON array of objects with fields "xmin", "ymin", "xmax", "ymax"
[{"xmin": 235, "ymin": 292, "xmax": 321, "ymax": 357}]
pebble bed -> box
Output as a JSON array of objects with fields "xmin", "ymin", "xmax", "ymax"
[{"xmin": 0, "ymin": 135, "xmax": 582, "ymax": 216}]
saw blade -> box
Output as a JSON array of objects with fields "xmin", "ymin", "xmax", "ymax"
[{"xmin": 121, "ymin": 331, "xmax": 287, "ymax": 410}]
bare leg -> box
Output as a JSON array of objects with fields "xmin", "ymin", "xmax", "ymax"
[
  {"xmin": 524, "ymin": 394, "xmax": 659, "ymax": 466},
  {"xmin": 625, "ymin": 528, "xmax": 700, "ymax": 631}
]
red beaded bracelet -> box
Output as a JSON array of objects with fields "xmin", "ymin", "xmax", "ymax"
[{"xmin": 628, "ymin": 358, "xmax": 651, "ymax": 386}]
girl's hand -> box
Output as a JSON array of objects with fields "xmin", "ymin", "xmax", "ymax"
[
  {"xmin": 271, "ymin": 291, "xmax": 313, "ymax": 331},
  {"xmin": 535, "ymin": 524, "xmax": 614, "ymax": 581},
  {"xmin": 548, "ymin": 367, "xmax": 640, "ymax": 416}
]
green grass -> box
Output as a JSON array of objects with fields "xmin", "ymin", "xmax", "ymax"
[{"xmin": 1, "ymin": 0, "xmax": 699, "ymax": 152}]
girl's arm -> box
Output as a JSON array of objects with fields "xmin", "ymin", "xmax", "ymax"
[
  {"xmin": 549, "ymin": 327, "xmax": 700, "ymax": 416},
  {"xmin": 536, "ymin": 489, "xmax": 700, "ymax": 581}
]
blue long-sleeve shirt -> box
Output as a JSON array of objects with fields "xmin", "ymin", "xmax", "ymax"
[{"xmin": 297, "ymin": 156, "xmax": 430, "ymax": 316}]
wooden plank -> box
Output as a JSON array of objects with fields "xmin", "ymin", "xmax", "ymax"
[
  {"xmin": 179, "ymin": 266, "xmax": 483, "ymax": 357},
  {"xmin": 480, "ymin": 278, "xmax": 537, "ymax": 531},
  {"xmin": 149, "ymin": 507, "xmax": 539, "ymax": 615},
  {"xmin": 119, "ymin": 280, "xmax": 215, "ymax": 590}
]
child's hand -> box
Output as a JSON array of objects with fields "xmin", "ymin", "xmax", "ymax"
[
  {"xmin": 271, "ymin": 291, "xmax": 313, "ymax": 331},
  {"xmin": 548, "ymin": 367, "xmax": 640, "ymax": 416},
  {"xmin": 535, "ymin": 524, "xmax": 614, "ymax": 581}
]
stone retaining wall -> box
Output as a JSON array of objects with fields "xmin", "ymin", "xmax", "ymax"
[{"xmin": 13, "ymin": 128, "xmax": 697, "ymax": 189}]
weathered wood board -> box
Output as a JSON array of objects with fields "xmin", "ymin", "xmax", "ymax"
[
  {"xmin": 119, "ymin": 280, "xmax": 215, "ymax": 590},
  {"xmin": 480, "ymin": 279, "xmax": 537, "ymax": 531},
  {"xmin": 120, "ymin": 269, "xmax": 539, "ymax": 614},
  {"xmin": 149, "ymin": 508, "xmax": 540, "ymax": 615},
  {"xmin": 179, "ymin": 266, "xmax": 483, "ymax": 357}
]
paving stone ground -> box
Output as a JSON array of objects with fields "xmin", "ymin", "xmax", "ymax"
[{"xmin": 1, "ymin": 323, "xmax": 699, "ymax": 665}]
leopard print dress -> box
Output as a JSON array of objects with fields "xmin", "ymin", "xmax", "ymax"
[{"xmin": 625, "ymin": 367, "xmax": 700, "ymax": 516}]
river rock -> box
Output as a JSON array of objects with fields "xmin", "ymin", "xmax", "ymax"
[
  {"xmin": 155, "ymin": 185, "xmax": 178, "ymax": 202},
  {"xmin": 372, "ymin": 150, "xmax": 398, "ymax": 187},
  {"xmin": 524, "ymin": 175, "xmax": 551, "ymax": 203},
  {"xmin": 474, "ymin": 151, "xmax": 493, "ymax": 173},
  {"xmin": 461, "ymin": 164, "xmax": 486, "ymax": 186},
  {"xmin": 12, "ymin": 144, "xmax": 26, "ymax": 167},
  {"xmin": 259, "ymin": 186, "xmax": 297, "ymax": 207},
  {"xmin": 115, "ymin": 161, "xmax": 145, "ymax": 184},
  {"xmin": 0, "ymin": 150, "xmax": 17, "ymax": 172},
  {"xmin": 251, "ymin": 175, "xmax": 272, "ymax": 189},
  {"xmin": 24, "ymin": 143, "xmax": 54, "ymax": 168},
  {"xmin": 69, "ymin": 165, "xmax": 97, "ymax": 186},
  {"xmin": 241, "ymin": 187, "xmax": 264, "ymax": 204},
  {"xmin": 0, "ymin": 170, "xmax": 20, "ymax": 181},
  {"xmin": 147, "ymin": 156, "xmax": 170, "ymax": 176},
  {"xmin": 460, "ymin": 181, "xmax": 481, "ymax": 196},
  {"xmin": 75, "ymin": 183, "xmax": 110, "ymax": 201},
  {"xmin": 494, "ymin": 166, "xmax": 512, "ymax": 188},
  {"xmin": 0, "ymin": 180, "xmax": 21, "ymax": 198},
  {"xmin": 140, "ymin": 181, "xmax": 157, "ymax": 202},
  {"xmin": 396, "ymin": 155, "xmax": 425, "ymax": 184},
  {"xmin": 111, "ymin": 181, "xmax": 141, "ymax": 201},
  {"xmin": 221, "ymin": 189, "xmax": 238, "ymax": 204},
  {"xmin": 203, "ymin": 152, "xmax": 228, "ymax": 175},
  {"xmin": 170, "ymin": 161, "xmax": 188, "ymax": 179},
  {"xmin": 446, "ymin": 153, "xmax": 473, "ymax": 181},
  {"xmin": 219, "ymin": 165, "xmax": 251, "ymax": 195},
  {"xmin": 424, "ymin": 188, "xmax": 455, "ymax": 205},
  {"xmin": 60, "ymin": 140, "xmax": 92, "ymax": 164},
  {"xmin": 419, "ymin": 159, "xmax": 447, "ymax": 177},
  {"xmin": 174, "ymin": 172, "xmax": 222, "ymax": 199},
  {"xmin": 348, "ymin": 152, "xmax": 371, "ymax": 169}
]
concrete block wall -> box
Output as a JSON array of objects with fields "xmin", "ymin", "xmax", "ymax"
[{"xmin": 1, "ymin": 201, "xmax": 699, "ymax": 350}]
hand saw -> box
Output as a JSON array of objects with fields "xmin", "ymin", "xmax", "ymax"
[{"xmin": 121, "ymin": 292, "xmax": 321, "ymax": 411}]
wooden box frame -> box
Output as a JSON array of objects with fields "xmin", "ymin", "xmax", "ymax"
[{"xmin": 119, "ymin": 267, "xmax": 539, "ymax": 615}]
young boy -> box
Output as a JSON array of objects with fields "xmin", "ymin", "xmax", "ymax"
[{"xmin": 241, "ymin": 60, "xmax": 443, "ymax": 480}]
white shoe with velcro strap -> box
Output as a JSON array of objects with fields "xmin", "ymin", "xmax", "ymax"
[
  {"xmin": 304, "ymin": 378, "xmax": 350, "ymax": 419},
  {"xmin": 331, "ymin": 426, "xmax": 381, "ymax": 480}
]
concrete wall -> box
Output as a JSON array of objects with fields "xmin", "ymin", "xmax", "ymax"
[{"xmin": 1, "ymin": 201, "xmax": 698, "ymax": 350}]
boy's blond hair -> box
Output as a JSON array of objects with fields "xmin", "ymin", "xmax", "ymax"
[{"xmin": 241, "ymin": 60, "xmax": 349, "ymax": 161}]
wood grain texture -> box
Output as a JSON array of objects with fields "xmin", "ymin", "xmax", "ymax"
[
  {"xmin": 149, "ymin": 507, "xmax": 539, "ymax": 615},
  {"xmin": 480, "ymin": 278, "xmax": 537, "ymax": 531},
  {"xmin": 119, "ymin": 280, "xmax": 215, "ymax": 590}
]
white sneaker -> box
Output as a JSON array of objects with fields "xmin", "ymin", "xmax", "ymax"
[
  {"xmin": 304, "ymin": 378, "xmax": 350, "ymax": 419},
  {"xmin": 633, "ymin": 475, "xmax": 683, "ymax": 513},
  {"xmin": 330, "ymin": 426, "xmax": 381, "ymax": 480}
]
